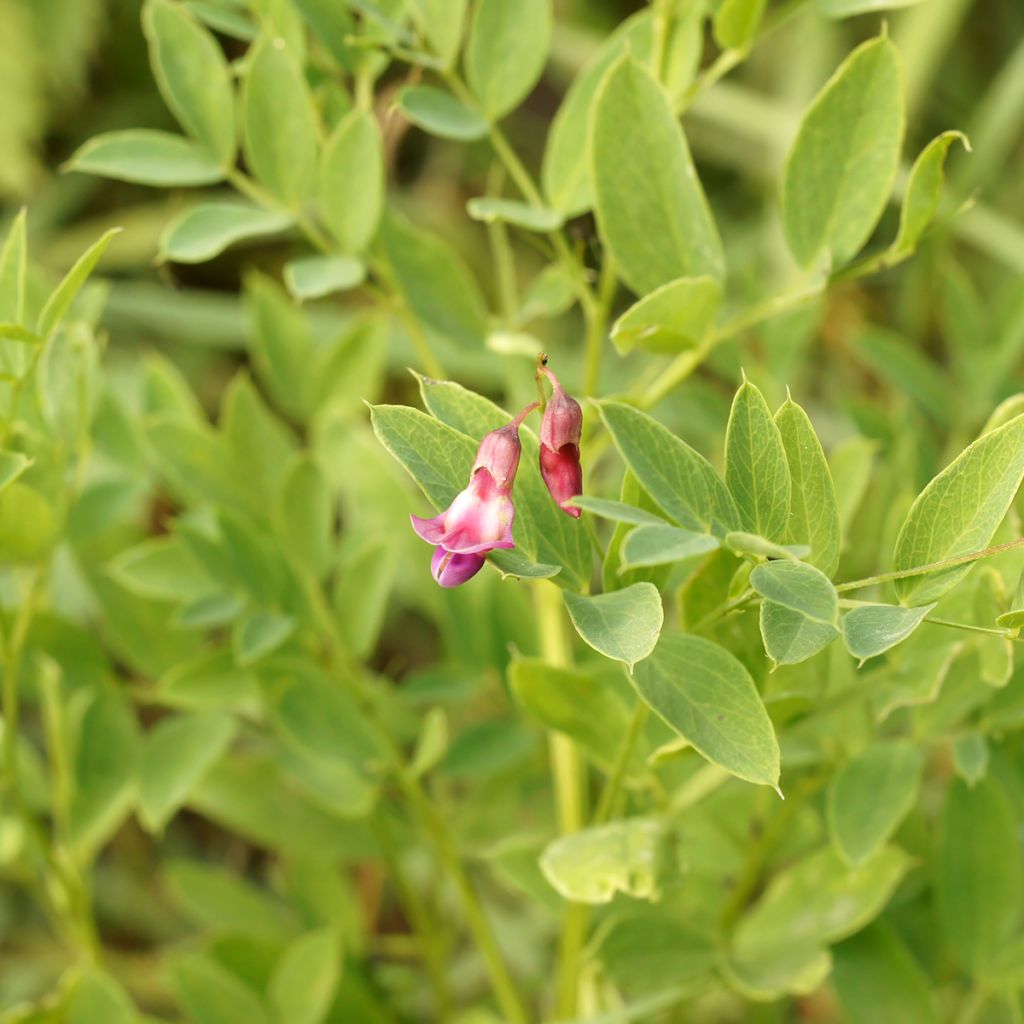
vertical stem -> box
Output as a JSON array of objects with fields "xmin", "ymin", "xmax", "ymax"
[
  {"xmin": 591, "ymin": 702, "xmax": 647, "ymax": 827},
  {"xmin": 583, "ymin": 257, "xmax": 616, "ymax": 398},
  {"xmin": 533, "ymin": 580, "xmax": 588, "ymax": 1018}
]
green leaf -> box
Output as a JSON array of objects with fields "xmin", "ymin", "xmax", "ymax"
[
  {"xmin": 759, "ymin": 602, "xmax": 839, "ymax": 666},
  {"xmin": 598, "ymin": 401, "xmax": 739, "ymax": 536},
  {"xmin": 939, "ymin": 778, "xmax": 1022, "ymax": 974},
  {"xmin": 37, "ymin": 228, "xmax": 119, "ymax": 340},
  {"xmin": 143, "ymin": 0, "xmax": 236, "ymax": 166},
  {"xmin": 408, "ymin": 707, "xmax": 448, "ymax": 779},
  {"xmin": 0, "ymin": 322, "xmax": 42, "ymax": 346},
  {"xmin": 0, "ymin": 208, "xmax": 27, "ymax": 323},
  {"xmin": 318, "ymin": 109, "xmax": 384, "ymax": 252},
  {"xmin": 465, "ymin": 0, "xmax": 551, "ymax": 119},
  {"xmin": 232, "ymin": 610, "xmax": 296, "ymax": 666},
  {"xmin": 540, "ymin": 818, "xmax": 662, "ymax": 904},
  {"xmin": 782, "ymin": 35, "xmax": 904, "ymax": 267},
  {"xmin": 892, "ymin": 130, "xmax": 969, "ymax": 255},
  {"xmin": 466, "ymin": 197, "xmax": 563, "ymax": 232},
  {"xmin": 155, "ymin": 650, "xmax": 260, "ymax": 711},
  {"xmin": 996, "ymin": 568, "xmax": 1024, "ymax": 632},
  {"xmin": 66, "ymin": 129, "xmax": 224, "ymax": 186},
  {"xmin": 841, "ymin": 602, "xmax": 934, "ymax": 660},
  {"xmin": 69, "ymin": 691, "xmax": 140, "ymax": 859},
  {"xmin": 173, "ymin": 953, "xmax": 271, "ymax": 1024},
  {"xmin": 160, "ymin": 202, "xmax": 292, "ymax": 264},
  {"xmin": 107, "ymin": 536, "xmax": 211, "ymax": 601},
  {"xmin": 333, "ymin": 538, "xmax": 397, "ymax": 659},
  {"xmin": 0, "ymin": 451, "xmax": 30, "ymax": 494},
  {"xmin": 732, "ymin": 846, "xmax": 910, "ymax": 969},
  {"xmin": 893, "ymin": 414, "xmax": 1024, "ymax": 605},
  {"xmin": 953, "ymin": 732, "xmax": 989, "ymax": 787},
  {"xmin": 725, "ymin": 531, "xmax": 809, "ymax": 562},
  {"xmin": 268, "ymin": 928, "xmax": 341, "ymax": 1024},
  {"xmin": 827, "ymin": 742, "xmax": 922, "ymax": 866},
  {"xmin": 591, "ymin": 56, "xmax": 724, "ymax": 295},
  {"xmin": 406, "ymin": 0, "xmax": 467, "ymax": 66},
  {"xmin": 714, "ymin": 0, "xmax": 767, "ymax": 51},
  {"xmin": 619, "ymin": 524, "xmax": 719, "ymax": 570},
  {"xmin": 610, "ymin": 276, "xmax": 722, "ymax": 355},
  {"xmin": 0, "ymin": 482, "xmax": 58, "ymax": 565},
  {"xmin": 632, "ymin": 633, "xmax": 780, "ymax": 788},
  {"xmin": 276, "ymin": 457, "xmax": 334, "ymax": 580},
  {"xmin": 819, "ymin": 0, "xmax": 926, "ymax": 14},
  {"xmin": 284, "ymin": 255, "xmax": 365, "ymax": 300},
  {"xmin": 831, "ymin": 922, "xmax": 937, "ymax": 1024},
  {"xmin": 242, "ymin": 37, "xmax": 318, "ymax": 206},
  {"xmin": 749, "ymin": 561, "xmax": 837, "ymax": 623},
  {"xmin": 563, "ymin": 584, "xmax": 663, "ymax": 669},
  {"xmin": 569, "ymin": 495, "xmax": 668, "ymax": 526},
  {"xmin": 509, "ymin": 657, "xmax": 636, "ymax": 772},
  {"xmin": 396, "ymin": 84, "xmax": 487, "ymax": 140},
  {"xmin": 831, "ymin": 435, "xmax": 876, "ymax": 537},
  {"xmin": 774, "ymin": 397, "xmax": 840, "ymax": 575},
  {"xmin": 68, "ymin": 970, "xmax": 136, "ymax": 1024},
  {"xmin": 725, "ymin": 377, "xmax": 791, "ymax": 542},
  {"xmin": 377, "ymin": 211, "xmax": 489, "ymax": 351},
  {"xmin": 139, "ymin": 712, "xmax": 237, "ymax": 832}
]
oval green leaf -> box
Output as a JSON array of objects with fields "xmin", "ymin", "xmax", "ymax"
[{"xmin": 563, "ymin": 584, "xmax": 663, "ymax": 669}]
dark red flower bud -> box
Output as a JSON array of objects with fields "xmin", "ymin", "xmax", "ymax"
[{"xmin": 538, "ymin": 367, "xmax": 583, "ymax": 518}]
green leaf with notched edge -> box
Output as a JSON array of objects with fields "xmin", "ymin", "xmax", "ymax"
[
  {"xmin": 619, "ymin": 524, "xmax": 719, "ymax": 570},
  {"xmin": 892, "ymin": 131, "xmax": 970, "ymax": 256},
  {"xmin": 610, "ymin": 276, "xmax": 722, "ymax": 355},
  {"xmin": 893, "ymin": 414, "xmax": 1024, "ymax": 606},
  {"xmin": 160, "ymin": 203, "xmax": 293, "ymax": 264},
  {"xmin": 939, "ymin": 777, "xmax": 1022, "ymax": 974},
  {"xmin": 591, "ymin": 56, "xmax": 724, "ymax": 296},
  {"xmin": 540, "ymin": 818, "xmax": 662, "ymax": 904},
  {"xmin": 775, "ymin": 397, "xmax": 840, "ymax": 575},
  {"xmin": 563, "ymin": 584, "xmax": 663, "ymax": 668},
  {"xmin": 396, "ymin": 84, "xmax": 488, "ymax": 140},
  {"xmin": 144, "ymin": 0, "xmax": 236, "ymax": 166},
  {"xmin": 139, "ymin": 712, "xmax": 237, "ymax": 832},
  {"xmin": 841, "ymin": 603, "xmax": 935, "ymax": 660},
  {"xmin": 598, "ymin": 401, "xmax": 739, "ymax": 536},
  {"xmin": 243, "ymin": 37, "xmax": 318, "ymax": 206},
  {"xmin": 37, "ymin": 228, "xmax": 119, "ymax": 340},
  {"xmin": 377, "ymin": 211, "xmax": 489, "ymax": 351},
  {"xmin": 465, "ymin": 0, "xmax": 551, "ymax": 119},
  {"xmin": 66, "ymin": 129, "xmax": 225, "ymax": 185},
  {"xmin": 725, "ymin": 378, "xmax": 791, "ymax": 542},
  {"xmin": 632, "ymin": 633, "xmax": 780, "ymax": 788},
  {"xmin": 827, "ymin": 742, "xmax": 923, "ymax": 866},
  {"xmin": 782, "ymin": 35, "xmax": 904, "ymax": 267},
  {"xmin": 750, "ymin": 561, "xmax": 837, "ymax": 623},
  {"xmin": 318, "ymin": 109, "xmax": 384, "ymax": 253},
  {"xmin": 570, "ymin": 495, "xmax": 668, "ymax": 526},
  {"xmin": 759, "ymin": 601, "xmax": 839, "ymax": 665}
]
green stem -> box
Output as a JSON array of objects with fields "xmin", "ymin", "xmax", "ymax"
[
  {"xmin": 533, "ymin": 580, "xmax": 587, "ymax": 1018},
  {"xmin": 3, "ymin": 568, "xmax": 43, "ymax": 805},
  {"xmin": 690, "ymin": 590, "xmax": 756, "ymax": 634},
  {"xmin": 583, "ymin": 256, "xmax": 616, "ymax": 398},
  {"xmin": 835, "ymin": 537, "xmax": 1024, "ymax": 593},
  {"xmin": 592, "ymin": 702, "xmax": 647, "ymax": 827}
]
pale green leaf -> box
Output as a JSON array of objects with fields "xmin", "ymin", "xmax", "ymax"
[
  {"xmin": 893, "ymin": 130, "xmax": 969, "ymax": 255},
  {"xmin": 268, "ymin": 928, "xmax": 340, "ymax": 1024},
  {"xmin": 143, "ymin": 0, "xmax": 236, "ymax": 166},
  {"xmin": 953, "ymin": 732, "xmax": 989, "ymax": 787},
  {"xmin": 563, "ymin": 584, "xmax": 663, "ymax": 669},
  {"xmin": 284, "ymin": 255, "xmax": 365, "ymax": 300},
  {"xmin": 619, "ymin": 524, "xmax": 719, "ymax": 570},
  {"xmin": 725, "ymin": 531, "xmax": 809, "ymax": 562},
  {"xmin": 66, "ymin": 129, "xmax": 224, "ymax": 185},
  {"xmin": 759, "ymin": 601, "xmax": 839, "ymax": 665},
  {"xmin": 0, "ymin": 208, "xmax": 27, "ymax": 323},
  {"xmin": 406, "ymin": 0, "xmax": 467, "ymax": 66},
  {"xmin": 0, "ymin": 482, "xmax": 58, "ymax": 565},
  {"xmin": 232, "ymin": 610, "xmax": 295, "ymax": 666},
  {"xmin": 139, "ymin": 713, "xmax": 237, "ymax": 832},
  {"xmin": 0, "ymin": 451, "xmax": 30, "ymax": 494},
  {"xmin": 465, "ymin": 0, "xmax": 551, "ymax": 119},
  {"xmin": 173, "ymin": 953, "xmax": 271, "ymax": 1024},
  {"xmin": 107, "ymin": 536, "xmax": 211, "ymax": 602},
  {"xmin": 598, "ymin": 401, "xmax": 739, "ymax": 536},
  {"xmin": 591, "ymin": 56, "xmax": 724, "ymax": 295},
  {"xmin": 569, "ymin": 495, "xmax": 668, "ymax": 526},
  {"xmin": 318, "ymin": 109, "xmax": 383, "ymax": 252},
  {"xmin": 37, "ymin": 228, "xmax": 119, "ymax": 340},
  {"xmin": 396, "ymin": 84, "xmax": 487, "ymax": 140},
  {"xmin": 409, "ymin": 708, "xmax": 448, "ymax": 779},
  {"xmin": 243, "ymin": 37, "xmax": 318, "ymax": 206},
  {"xmin": 830, "ymin": 435, "xmax": 876, "ymax": 537},
  {"xmin": 775, "ymin": 397, "xmax": 840, "ymax": 575},
  {"xmin": 333, "ymin": 537, "xmax": 397, "ymax": 659},
  {"xmin": 725, "ymin": 378, "xmax": 791, "ymax": 542},
  {"xmin": 610, "ymin": 276, "xmax": 722, "ymax": 355},
  {"xmin": 466, "ymin": 197, "xmax": 563, "ymax": 232},
  {"xmin": 68, "ymin": 970, "xmax": 136, "ymax": 1024},
  {"xmin": 749, "ymin": 560, "xmax": 837, "ymax": 623},
  {"xmin": 819, "ymin": 0, "xmax": 926, "ymax": 14},
  {"xmin": 714, "ymin": 0, "xmax": 767, "ymax": 51},
  {"xmin": 893, "ymin": 414, "xmax": 1024, "ymax": 605},
  {"xmin": 276, "ymin": 456, "xmax": 334, "ymax": 580},
  {"xmin": 540, "ymin": 818, "xmax": 661, "ymax": 904},
  {"xmin": 160, "ymin": 203, "xmax": 292, "ymax": 264},
  {"xmin": 938, "ymin": 778, "xmax": 1022, "ymax": 974},
  {"xmin": 632, "ymin": 633, "xmax": 780, "ymax": 788},
  {"xmin": 782, "ymin": 35, "xmax": 904, "ymax": 267},
  {"xmin": 827, "ymin": 741, "xmax": 922, "ymax": 866},
  {"xmin": 841, "ymin": 602, "xmax": 934, "ymax": 660}
]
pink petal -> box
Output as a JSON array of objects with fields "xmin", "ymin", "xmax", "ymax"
[
  {"xmin": 431, "ymin": 546, "xmax": 486, "ymax": 587},
  {"xmin": 410, "ymin": 511, "xmax": 447, "ymax": 544}
]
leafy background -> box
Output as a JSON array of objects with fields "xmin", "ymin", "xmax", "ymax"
[{"xmin": 3, "ymin": 0, "xmax": 1024, "ymax": 1021}]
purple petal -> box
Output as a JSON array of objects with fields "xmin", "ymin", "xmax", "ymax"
[
  {"xmin": 431, "ymin": 546, "xmax": 486, "ymax": 587},
  {"xmin": 410, "ymin": 512, "xmax": 447, "ymax": 544}
]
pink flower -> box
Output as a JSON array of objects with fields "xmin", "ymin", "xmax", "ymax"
[
  {"xmin": 410, "ymin": 403, "xmax": 538, "ymax": 585},
  {"xmin": 538, "ymin": 367, "xmax": 583, "ymax": 518}
]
